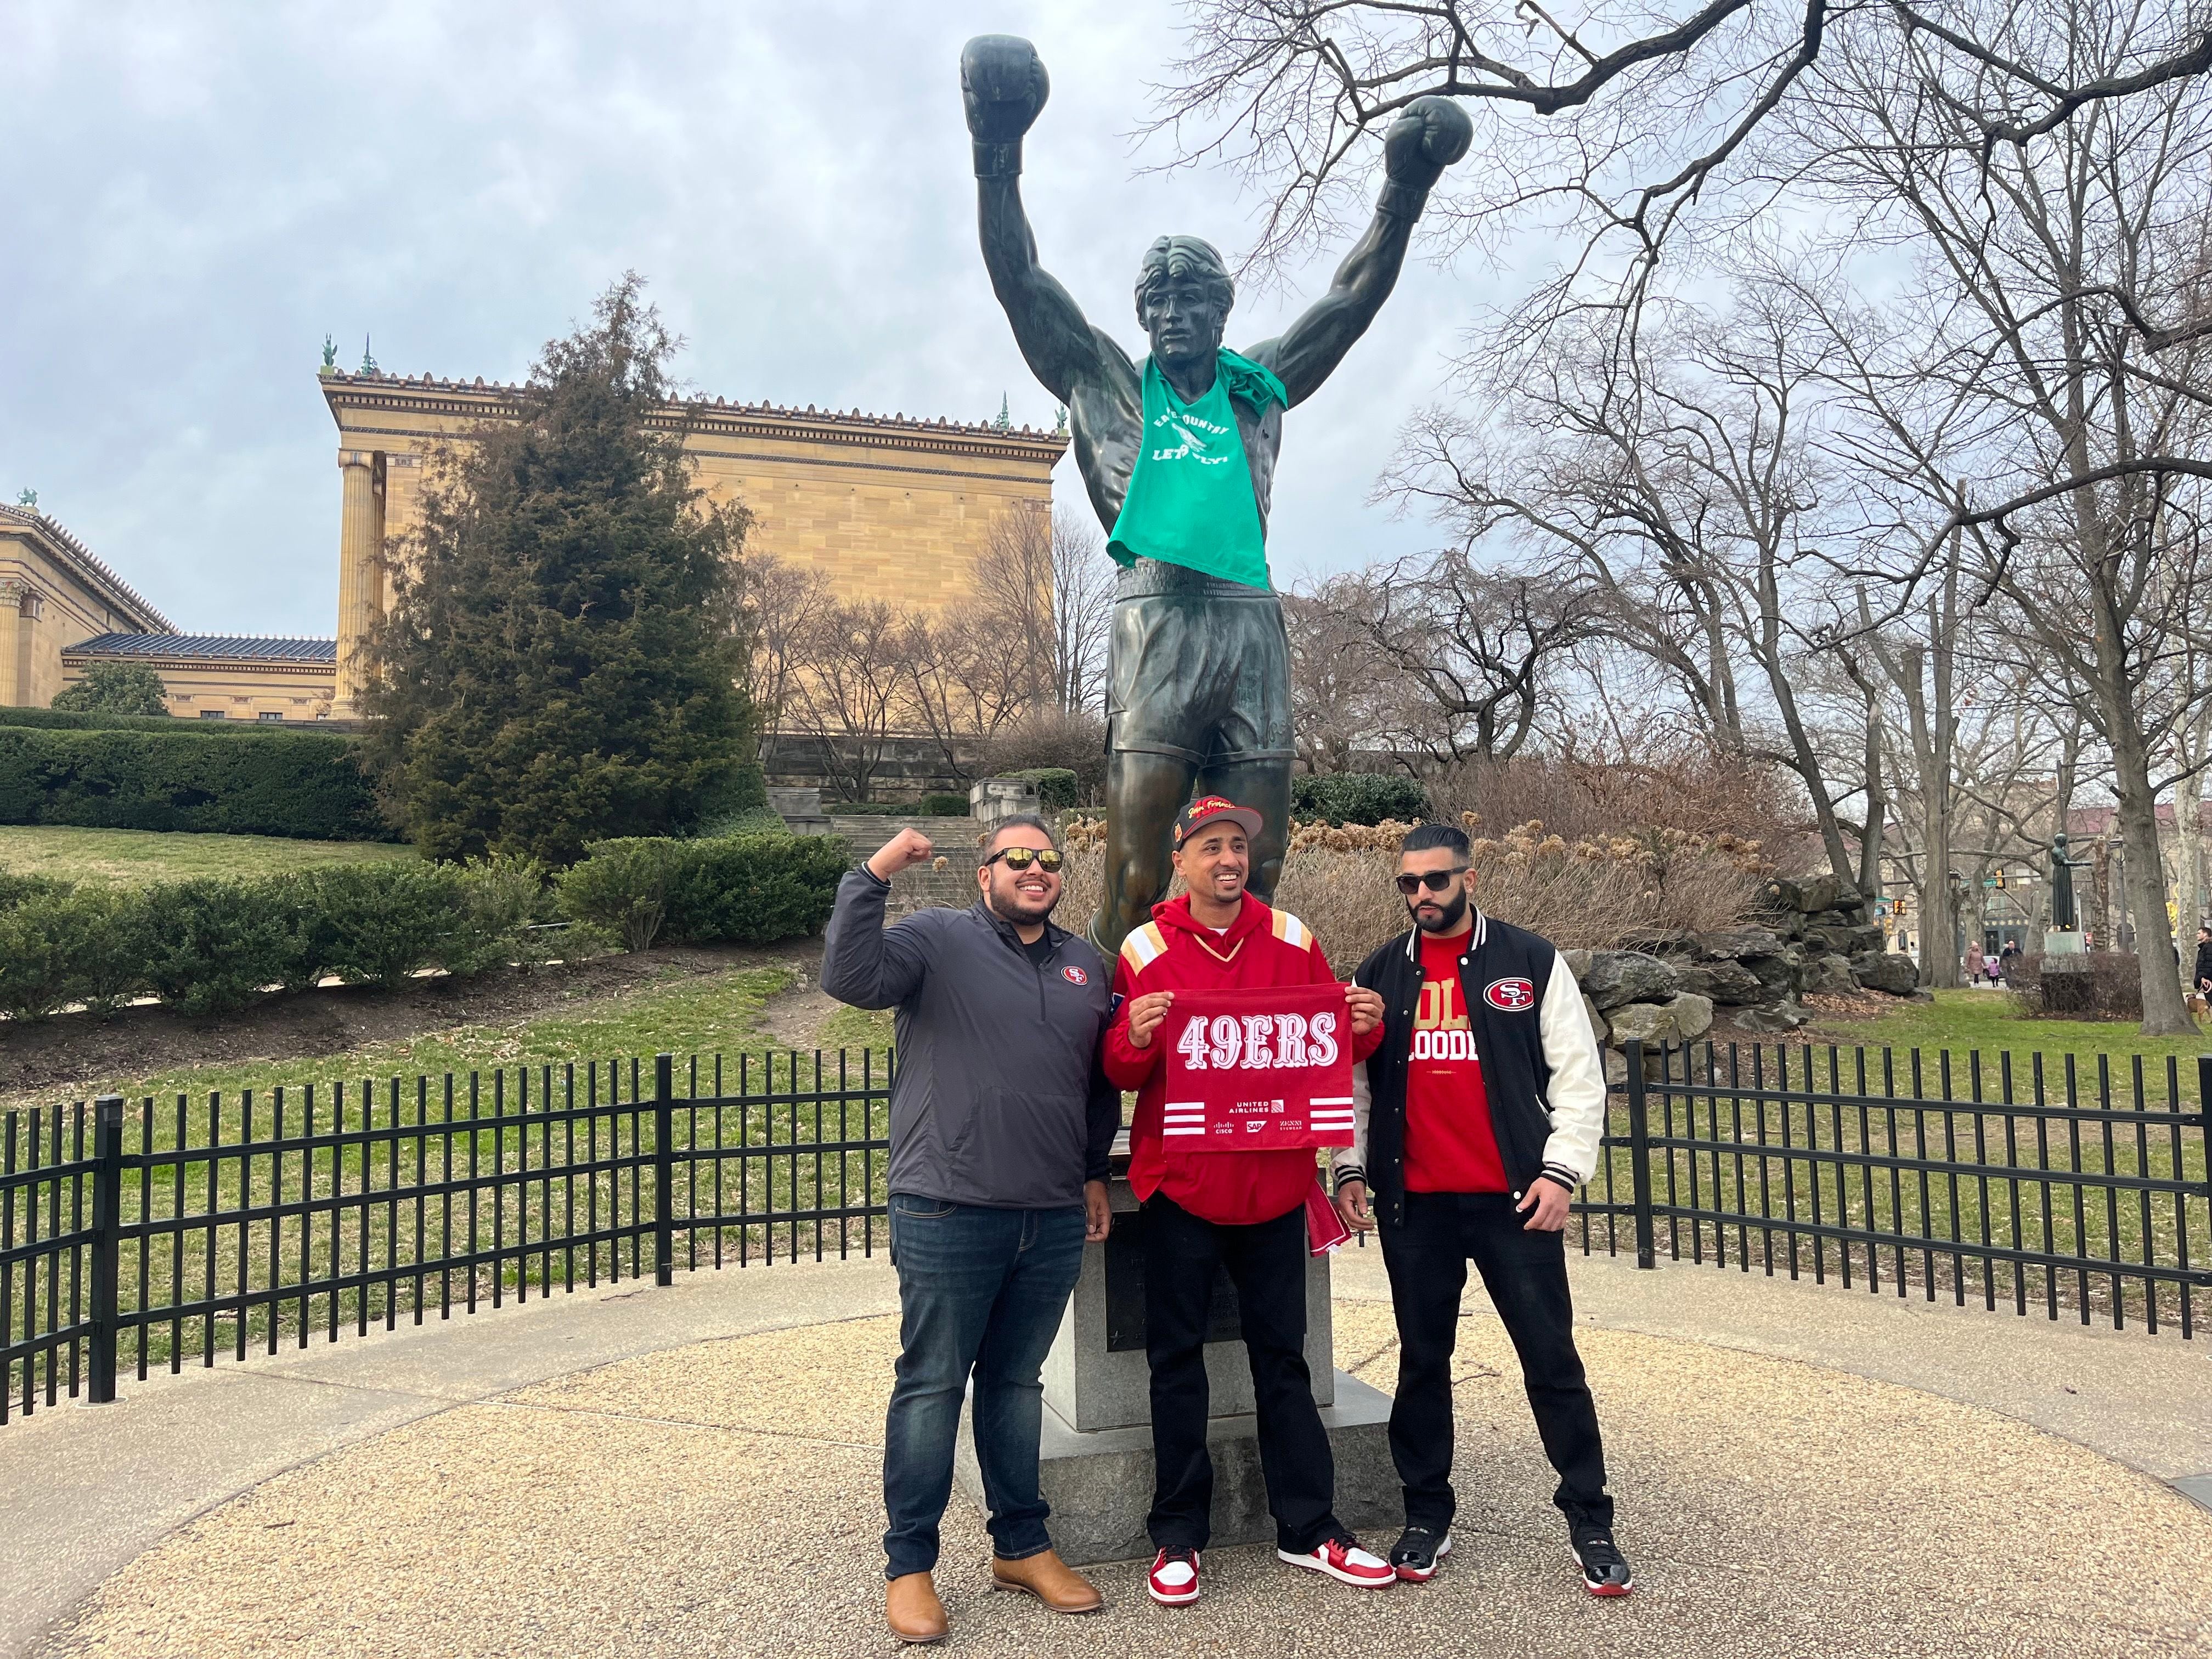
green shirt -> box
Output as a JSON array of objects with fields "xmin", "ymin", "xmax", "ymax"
[{"xmin": 1107, "ymin": 349, "xmax": 1288, "ymax": 591}]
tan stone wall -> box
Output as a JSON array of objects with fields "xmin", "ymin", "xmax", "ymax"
[
  {"xmin": 0, "ymin": 520, "xmax": 170, "ymax": 708},
  {"xmin": 56, "ymin": 655, "xmax": 337, "ymax": 722},
  {"xmin": 320, "ymin": 373, "xmax": 1066, "ymax": 697}
]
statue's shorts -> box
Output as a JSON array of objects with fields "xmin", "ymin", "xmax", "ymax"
[{"xmin": 1105, "ymin": 560, "xmax": 1293, "ymax": 769}]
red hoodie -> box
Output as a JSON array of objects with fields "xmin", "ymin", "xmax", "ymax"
[{"xmin": 1105, "ymin": 893, "xmax": 1381, "ymax": 1226}]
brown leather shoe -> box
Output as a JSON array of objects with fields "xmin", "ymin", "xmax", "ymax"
[
  {"xmin": 990, "ymin": 1548, "xmax": 1104, "ymax": 1613},
  {"xmin": 886, "ymin": 1572, "xmax": 948, "ymax": 1644}
]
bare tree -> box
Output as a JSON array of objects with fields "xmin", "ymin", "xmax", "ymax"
[
  {"xmin": 781, "ymin": 598, "xmax": 912, "ymax": 804},
  {"xmin": 741, "ymin": 555, "xmax": 837, "ymax": 771},
  {"xmin": 897, "ymin": 602, "xmax": 1034, "ymax": 783},
  {"xmin": 969, "ymin": 504, "xmax": 1115, "ymax": 716}
]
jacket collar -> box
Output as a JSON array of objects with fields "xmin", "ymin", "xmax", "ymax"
[
  {"xmin": 1154, "ymin": 890, "xmax": 1267, "ymax": 963},
  {"xmin": 971, "ymin": 898, "xmax": 1068, "ymax": 955},
  {"xmin": 1401, "ymin": 906, "xmax": 1488, "ymax": 963}
]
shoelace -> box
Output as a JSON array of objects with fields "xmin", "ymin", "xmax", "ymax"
[{"xmin": 1575, "ymin": 1532, "xmax": 1625, "ymax": 1570}]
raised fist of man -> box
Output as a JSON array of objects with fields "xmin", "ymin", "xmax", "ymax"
[
  {"xmin": 1379, "ymin": 95, "xmax": 1474, "ymax": 216},
  {"xmin": 961, "ymin": 35, "xmax": 1049, "ymax": 176},
  {"xmin": 866, "ymin": 827, "xmax": 936, "ymax": 882}
]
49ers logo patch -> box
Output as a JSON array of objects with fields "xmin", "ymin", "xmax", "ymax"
[
  {"xmin": 1485, "ymin": 977, "xmax": 1537, "ymax": 1011},
  {"xmin": 1061, "ymin": 965, "xmax": 1088, "ymax": 985}
]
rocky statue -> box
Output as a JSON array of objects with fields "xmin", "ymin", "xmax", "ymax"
[{"xmin": 961, "ymin": 33, "xmax": 1472, "ymax": 955}]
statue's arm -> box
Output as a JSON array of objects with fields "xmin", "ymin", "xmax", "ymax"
[
  {"xmin": 978, "ymin": 175, "xmax": 1109, "ymax": 402},
  {"xmin": 1250, "ymin": 97, "xmax": 1474, "ymax": 408}
]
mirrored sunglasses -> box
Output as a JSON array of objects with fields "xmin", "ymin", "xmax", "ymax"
[{"xmin": 984, "ymin": 847, "xmax": 1064, "ymax": 873}]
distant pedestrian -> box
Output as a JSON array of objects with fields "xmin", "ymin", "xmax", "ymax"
[
  {"xmin": 2194, "ymin": 926, "xmax": 2212, "ymax": 995},
  {"xmin": 1965, "ymin": 940, "xmax": 1985, "ymax": 983},
  {"xmin": 2000, "ymin": 940, "xmax": 2021, "ymax": 984}
]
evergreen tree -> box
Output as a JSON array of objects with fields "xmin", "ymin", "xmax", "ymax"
[
  {"xmin": 362, "ymin": 275, "xmax": 761, "ymax": 865},
  {"xmin": 51, "ymin": 662, "xmax": 171, "ymax": 715}
]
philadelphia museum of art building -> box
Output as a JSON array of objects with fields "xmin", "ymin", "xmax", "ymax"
[{"xmin": 1, "ymin": 365, "xmax": 1065, "ymax": 720}]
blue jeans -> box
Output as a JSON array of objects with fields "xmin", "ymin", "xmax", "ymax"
[{"xmin": 883, "ymin": 1194, "xmax": 1085, "ymax": 1579}]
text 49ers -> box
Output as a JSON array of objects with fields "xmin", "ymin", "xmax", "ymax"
[{"xmin": 1172, "ymin": 1009, "xmax": 1340, "ymax": 1071}]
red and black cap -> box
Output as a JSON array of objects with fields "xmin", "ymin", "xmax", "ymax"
[{"xmin": 1175, "ymin": 795, "xmax": 1263, "ymax": 847}]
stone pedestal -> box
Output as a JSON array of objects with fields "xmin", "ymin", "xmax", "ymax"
[
  {"xmin": 765, "ymin": 785, "xmax": 830, "ymax": 836},
  {"xmin": 969, "ymin": 777, "xmax": 1041, "ymax": 827},
  {"xmin": 955, "ymin": 1166, "xmax": 1395, "ymax": 1566}
]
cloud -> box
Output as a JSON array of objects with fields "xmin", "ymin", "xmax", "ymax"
[{"xmin": 0, "ymin": 1, "xmax": 1495, "ymax": 633}]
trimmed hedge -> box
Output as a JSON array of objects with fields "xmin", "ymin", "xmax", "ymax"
[
  {"xmin": 1291, "ymin": 772, "xmax": 1429, "ymax": 826},
  {"xmin": 918, "ymin": 792, "xmax": 969, "ymax": 817},
  {"xmin": 1013, "ymin": 768, "xmax": 1080, "ymax": 812},
  {"xmin": 0, "ymin": 724, "xmax": 393, "ymax": 840},
  {"xmin": 558, "ymin": 832, "xmax": 847, "ymax": 952},
  {"xmin": 0, "ymin": 706, "xmax": 291, "ymax": 735},
  {"xmin": 0, "ymin": 857, "xmax": 553, "ymax": 1021}
]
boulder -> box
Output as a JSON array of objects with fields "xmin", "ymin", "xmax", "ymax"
[
  {"xmin": 1602, "ymin": 1045, "xmax": 1629, "ymax": 1087},
  {"xmin": 1605, "ymin": 992, "xmax": 1714, "ymax": 1047},
  {"xmin": 1700, "ymin": 959, "xmax": 1770, "ymax": 1006},
  {"xmin": 1806, "ymin": 922, "xmax": 1887, "ymax": 958},
  {"xmin": 1850, "ymin": 951, "xmax": 1921, "ymax": 996},
  {"xmin": 1561, "ymin": 949, "xmax": 1594, "ymax": 982},
  {"xmin": 1691, "ymin": 926, "xmax": 1788, "ymax": 960},
  {"xmin": 1794, "ymin": 872, "xmax": 1841, "ymax": 913},
  {"xmin": 1762, "ymin": 876, "xmax": 1803, "ymax": 912},
  {"xmin": 1580, "ymin": 951, "xmax": 1680, "ymax": 1011},
  {"xmin": 1582, "ymin": 994, "xmax": 1609, "ymax": 1046},
  {"xmin": 1731, "ymin": 998, "xmax": 1811, "ymax": 1032},
  {"xmin": 1740, "ymin": 951, "xmax": 1805, "ymax": 997},
  {"xmin": 1805, "ymin": 955, "xmax": 1858, "ymax": 996}
]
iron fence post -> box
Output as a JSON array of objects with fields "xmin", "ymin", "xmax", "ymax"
[
  {"xmin": 1625, "ymin": 1043, "xmax": 1657, "ymax": 1269},
  {"xmin": 653, "ymin": 1054, "xmax": 675, "ymax": 1288},
  {"xmin": 87, "ymin": 1096, "xmax": 124, "ymax": 1404}
]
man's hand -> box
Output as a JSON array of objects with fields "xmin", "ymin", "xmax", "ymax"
[
  {"xmin": 1382, "ymin": 95, "xmax": 1474, "ymax": 193},
  {"xmin": 1335, "ymin": 1177, "xmax": 1376, "ymax": 1234},
  {"xmin": 1123, "ymin": 990, "xmax": 1176, "ymax": 1049},
  {"xmin": 1517, "ymin": 1178, "xmax": 1572, "ymax": 1233},
  {"xmin": 1345, "ymin": 984, "xmax": 1385, "ymax": 1037},
  {"xmin": 866, "ymin": 827, "xmax": 934, "ymax": 882},
  {"xmin": 961, "ymin": 35, "xmax": 1048, "ymax": 171},
  {"xmin": 1084, "ymin": 1179, "xmax": 1112, "ymax": 1243}
]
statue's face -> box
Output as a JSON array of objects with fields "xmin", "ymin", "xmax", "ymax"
[{"xmin": 1138, "ymin": 270, "xmax": 1228, "ymax": 375}]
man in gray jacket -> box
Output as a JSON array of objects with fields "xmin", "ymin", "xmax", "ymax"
[{"xmin": 822, "ymin": 814, "xmax": 1118, "ymax": 1643}]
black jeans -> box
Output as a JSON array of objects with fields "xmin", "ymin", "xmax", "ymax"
[
  {"xmin": 1141, "ymin": 1191, "xmax": 1340, "ymax": 1554},
  {"xmin": 1380, "ymin": 1190, "xmax": 1613, "ymax": 1531}
]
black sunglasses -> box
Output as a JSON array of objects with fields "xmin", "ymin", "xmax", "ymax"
[
  {"xmin": 984, "ymin": 847, "xmax": 1064, "ymax": 873},
  {"xmin": 1395, "ymin": 867, "xmax": 1468, "ymax": 896}
]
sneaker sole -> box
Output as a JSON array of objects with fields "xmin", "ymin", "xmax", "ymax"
[
  {"xmin": 1277, "ymin": 1548, "xmax": 1395, "ymax": 1588},
  {"xmin": 1394, "ymin": 1534, "xmax": 1453, "ymax": 1582},
  {"xmin": 1146, "ymin": 1581, "xmax": 1201, "ymax": 1606},
  {"xmin": 1571, "ymin": 1547, "xmax": 1634, "ymax": 1598}
]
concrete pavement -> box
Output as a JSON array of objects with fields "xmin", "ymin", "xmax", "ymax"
[{"xmin": 6, "ymin": 1246, "xmax": 2210, "ymax": 1658}]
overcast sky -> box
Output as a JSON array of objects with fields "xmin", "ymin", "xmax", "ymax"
[{"xmin": 0, "ymin": 3, "xmax": 1517, "ymax": 637}]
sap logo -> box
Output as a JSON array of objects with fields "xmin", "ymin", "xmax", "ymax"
[
  {"xmin": 1173, "ymin": 1012, "xmax": 1340, "ymax": 1071},
  {"xmin": 1485, "ymin": 978, "xmax": 1537, "ymax": 1012}
]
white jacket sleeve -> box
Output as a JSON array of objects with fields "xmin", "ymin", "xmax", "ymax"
[
  {"xmin": 1333, "ymin": 1060, "xmax": 1372, "ymax": 1190},
  {"xmin": 1537, "ymin": 949, "xmax": 1607, "ymax": 1187}
]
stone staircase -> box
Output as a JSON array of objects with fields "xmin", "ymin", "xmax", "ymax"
[{"xmin": 825, "ymin": 815, "xmax": 988, "ymax": 913}]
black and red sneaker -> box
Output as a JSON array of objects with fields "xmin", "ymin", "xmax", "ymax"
[
  {"xmin": 1147, "ymin": 1547, "xmax": 1200, "ymax": 1606},
  {"xmin": 1571, "ymin": 1525, "xmax": 1633, "ymax": 1596},
  {"xmin": 1389, "ymin": 1526, "xmax": 1452, "ymax": 1582},
  {"xmin": 1277, "ymin": 1534, "xmax": 1395, "ymax": 1588}
]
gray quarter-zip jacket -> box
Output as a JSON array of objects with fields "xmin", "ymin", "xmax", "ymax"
[{"xmin": 820, "ymin": 868, "xmax": 1119, "ymax": 1209}]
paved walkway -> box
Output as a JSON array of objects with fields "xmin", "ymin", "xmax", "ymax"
[{"xmin": 5, "ymin": 1249, "xmax": 2210, "ymax": 1658}]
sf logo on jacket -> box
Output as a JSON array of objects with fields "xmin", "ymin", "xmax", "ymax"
[{"xmin": 1485, "ymin": 977, "xmax": 1537, "ymax": 1012}]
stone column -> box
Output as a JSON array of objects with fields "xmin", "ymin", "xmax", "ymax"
[
  {"xmin": 331, "ymin": 450, "xmax": 386, "ymax": 718},
  {"xmin": 0, "ymin": 578, "xmax": 25, "ymax": 707}
]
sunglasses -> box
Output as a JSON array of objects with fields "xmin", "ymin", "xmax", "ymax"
[
  {"xmin": 984, "ymin": 847, "xmax": 1064, "ymax": 873},
  {"xmin": 1395, "ymin": 867, "xmax": 1468, "ymax": 896}
]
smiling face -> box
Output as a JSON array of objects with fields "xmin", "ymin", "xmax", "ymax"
[
  {"xmin": 979, "ymin": 821, "xmax": 1061, "ymax": 927},
  {"xmin": 1173, "ymin": 825, "xmax": 1250, "ymax": 910}
]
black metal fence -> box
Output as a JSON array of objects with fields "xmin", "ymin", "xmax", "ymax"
[{"xmin": 5, "ymin": 1038, "xmax": 2210, "ymax": 1426}]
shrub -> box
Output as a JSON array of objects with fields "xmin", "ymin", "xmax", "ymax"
[
  {"xmin": 919, "ymin": 792, "xmax": 970, "ymax": 817},
  {"xmin": 698, "ymin": 806, "xmax": 790, "ymax": 838},
  {"xmin": 0, "ymin": 707, "xmax": 273, "ymax": 735},
  {"xmin": 303, "ymin": 864, "xmax": 486, "ymax": 987},
  {"xmin": 1012, "ymin": 769, "xmax": 1080, "ymax": 812},
  {"xmin": 0, "ymin": 724, "xmax": 391, "ymax": 840},
  {"xmin": 0, "ymin": 868, "xmax": 71, "ymax": 910},
  {"xmin": 51, "ymin": 662, "xmax": 172, "ymax": 716},
  {"xmin": 558, "ymin": 832, "xmax": 847, "ymax": 950},
  {"xmin": 0, "ymin": 886, "xmax": 142, "ymax": 1020},
  {"xmin": 2008, "ymin": 951, "xmax": 2144, "ymax": 1020},
  {"xmin": 981, "ymin": 707, "xmax": 1107, "ymax": 803},
  {"xmin": 1292, "ymin": 772, "xmax": 1429, "ymax": 826},
  {"xmin": 136, "ymin": 878, "xmax": 294, "ymax": 1016}
]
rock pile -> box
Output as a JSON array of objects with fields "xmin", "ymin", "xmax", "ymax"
[{"xmin": 1565, "ymin": 874, "xmax": 1919, "ymax": 1077}]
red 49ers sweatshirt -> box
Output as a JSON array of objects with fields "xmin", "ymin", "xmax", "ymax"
[{"xmin": 1105, "ymin": 892, "xmax": 1382, "ymax": 1227}]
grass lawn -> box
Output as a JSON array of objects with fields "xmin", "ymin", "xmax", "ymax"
[{"xmin": 0, "ymin": 824, "xmax": 415, "ymax": 887}]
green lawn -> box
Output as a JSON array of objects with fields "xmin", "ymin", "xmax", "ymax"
[
  {"xmin": 1808, "ymin": 989, "xmax": 2212, "ymax": 1097},
  {"xmin": 0, "ymin": 824, "xmax": 415, "ymax": 887}
]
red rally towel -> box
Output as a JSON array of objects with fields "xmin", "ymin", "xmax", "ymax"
[
  {"xmin": 1304, "ymin": 1177, "xmax": 1351, "ymax": 1256},
  {"xmin": 1156, "ymin": 983, "xmax": 1357, "ymax": 1153}
]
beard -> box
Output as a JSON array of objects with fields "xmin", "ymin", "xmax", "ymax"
[
  {"xmin": 987, "ymin": 873, "xmax": 1059, "ymax": 926},
  {"xmin": 1409, "ymin": 887, "xmax": 1469, "ymax": 934}
]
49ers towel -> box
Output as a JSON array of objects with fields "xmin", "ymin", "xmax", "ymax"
[{"xmin": 1158, "ymin": 983, "xmax": 1356, "ymax": 1152}]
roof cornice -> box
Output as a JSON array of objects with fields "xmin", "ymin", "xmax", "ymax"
[
  {"xmin": 0, "ymin": 504, "xmax": 175, "ymax": 632},
  {"xmin": 319, "ymin": 370, "xmax": 1069, "ymax": 465}
]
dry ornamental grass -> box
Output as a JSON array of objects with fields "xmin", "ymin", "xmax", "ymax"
[{"xmin": 1057, "ymin": 814, "xmax": 1768, "ymax": 965}]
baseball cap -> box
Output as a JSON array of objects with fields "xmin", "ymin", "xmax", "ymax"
[{"xmin": 1175, "ymin": 795, "xmax": 1263, "ymax": 847}]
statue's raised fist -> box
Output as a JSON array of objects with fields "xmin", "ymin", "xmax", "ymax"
[
  {"xmin": 961, "ymin": 36, "xmax": 1049, "ymax": 144},
  {"xmin": 1383, "ymin": 95, "xmax": 1474, "ymax": 190}
]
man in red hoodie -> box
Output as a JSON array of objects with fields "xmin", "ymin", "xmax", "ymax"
[{"xmin": 1104, "ymin": 796, "xmax": 1387, "ymax": 1606}]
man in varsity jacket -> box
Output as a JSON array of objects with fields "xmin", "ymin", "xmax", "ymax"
[
  {"xmin": 1103, "ymin": 795, "xmax": 1388, "ymax": 1606},
  {"xmin": 1333, "ymin": 822, "xmax": 1631, "ymax": 1596}
]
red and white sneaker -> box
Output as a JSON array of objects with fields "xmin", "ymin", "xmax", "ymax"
[
  {"xmin": 1277, "ymin": 1534, "xmax": 1395, "ymax": 1588},
  {"xmin": 1147, "ymin": 1547, "xmax": 1200, "ymax": 1606}
]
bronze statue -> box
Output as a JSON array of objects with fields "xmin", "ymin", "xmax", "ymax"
[
  {"xmin": 961, "ymin": 35, "xmax": 1471, "ymax": 955},
  {"xmin": 2050, "ymin": 832, "xmax": 2087, "ymax": 931}
]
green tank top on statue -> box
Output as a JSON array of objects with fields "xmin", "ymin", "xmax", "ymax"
[{"xmin": 1108, "ymin": 348, "xmax": 1288, "ymax": 592}]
